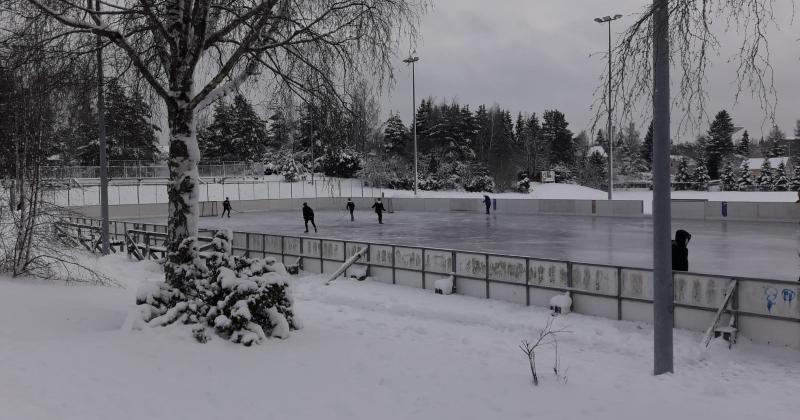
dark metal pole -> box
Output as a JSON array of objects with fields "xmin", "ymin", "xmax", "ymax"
[
  {"xmin": 652, "ymin": 0, "xmax": 673, "ymax": 375},
  {"xmin": 96, "ymin": 0, "xmax": 110, "ymax": 255},
  {"xmin": 412, "ymin": 61, "xmax": 418, "ymax": 196},
  {"xmin": 607, "ymin": 20, "xmax": 614, "ymax": 200}
]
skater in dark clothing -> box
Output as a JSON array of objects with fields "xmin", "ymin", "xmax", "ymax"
[
  {"xmin": 302, "ymin": 202, "xmax": 317, "ymax": 233},
  {"xmin": 221, "ymin": 197, "xmax": 232, "ymax": 218},
  {"xmin": 671, "ymin": 229, "xmax": 692, "ymax": 272},
  {"xmin": 483, "ymin": 195, "xmax": 492, "ymax": 215},
  {"xmin": 346, "ymin": 198, "xmax": 356, "ymax": 221},
  {"xmin": 371, "ymin": 198, "xmax": 386, "ymax": 224}
]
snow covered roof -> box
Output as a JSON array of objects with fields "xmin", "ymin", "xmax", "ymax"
[
  {"xmin": 742, "ymin": 157, "xmax": 789, "ymax": 168},
  {"xmin": 588, "ymin": 145, "xmax": 606, "ymax": 157}
]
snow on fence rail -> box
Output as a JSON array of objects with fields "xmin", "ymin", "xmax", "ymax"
[{"xmin": 67, "ymin": 216, "xmax": 800, "ymax": 349}]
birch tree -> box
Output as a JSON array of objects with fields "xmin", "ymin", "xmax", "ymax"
[{"xmin": 10, "ymin": 0, "xmax": 423, "ymax": 284}]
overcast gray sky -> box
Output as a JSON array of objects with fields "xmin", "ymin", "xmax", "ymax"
[{"xmin": 381, "ymin": 0, "xmax": 800, "ymax": 142}]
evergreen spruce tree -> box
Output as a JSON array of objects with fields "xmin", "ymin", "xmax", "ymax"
[
  {"xmin": 104, "ymin": 80, "xmax": 161, "ymax": 162},
  {"xmin": 383, "ymin": 114, "xmax": 409, "ymax": 158},
  {"xmin": 541, "ymin": 110, "xmax": 574, "ymax": 166},
  {"xmin": 737, "ymin": 162, "xmax": 755, "ymax": 191},
  {"xmin": 674, "ymin": 158, "xmax": 692, "ymax": 190},
  {"xmin": 764, "ymin": 125, "xmax": 786, "ymax": 158},
  {"xmin": 640, "ymin": 121, "xmax": 653, "ymax": 169},
  {"xmin": 773, "ymin": 161, "xmax": 789, "ymax": 191},
  {"xmin": 691, "ymin": 161, "xmax": 711, "ymax": 191},
  {"xmin": 705, "ymin": 109, "xmax": 735, "ymax": 179},
  {"xmin": 756, "ymin": 158, "xmax": 774, "ymax": 190},
  {"xmin": 737, "ymin": 130, "xmax": 751, "ymax": 156},
  {"xmin": 789, "ymin": 164, "xmax": 800, "ymax": 191},
  {"xmin": 199, "ymin": 94, "xmax": 267, "ymax": 162},
  {"xmin": 522, "ymin": 113, "xmax": 540, "ymax": 175},
  {"xmin": 720, "ymin": 161, "xmax": 737, "ymax": 191}
]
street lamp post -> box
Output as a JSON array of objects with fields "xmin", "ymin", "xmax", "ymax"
[
  {"xmin": 403, "ymin": 54, "xmax": 420, "ymax": 195},
  {"xmin": 595, "ymin": 14, "xmax": 622, "ymax": 201},
  {"xmin": 96, "ymin": 0, "xmax": 110, "ymax": 254}
]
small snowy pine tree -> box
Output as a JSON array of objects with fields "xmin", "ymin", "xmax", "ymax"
[
  {"xmin": 773, "ymin": 162, "xmax": 789, "ymax": 191},
  {"xmin": 674, "ymin": 158, "xmax": 692, "ymax": 190},
  {"xmin": 138, "ymin": 231, "xmax": 301, "ymax": 345},
  {"xmin": 790, "ymin": 165, "xmax": 800, "ymax": 191},
  {"xmin": 737, "ymin": 162, "xmax": 754, "ymax": 191},
  {"xmin": 720, "ymin": 161, "xmax": 737, "ymax": 191},
  {"xmin": 691, "ymin": 162, "xmax": 711, "ymax": 191},
  {"xmin": 756, "ymin": 159, "xmax": 774, "ymax": 191}
]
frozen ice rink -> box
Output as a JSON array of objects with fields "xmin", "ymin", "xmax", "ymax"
[{"xmin": 136, "ymin": 209, "xmax": 800, "ymax": 281}]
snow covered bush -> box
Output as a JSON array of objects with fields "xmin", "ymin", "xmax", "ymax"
[
  {"xmin": 720, "ymin": 161, "xmax": 737, "ymax": 191},
  {"xmin": 516, "ymin": 172, "xmax": 531, "ymax": 193},
  {"xmin": 134, "ymin": 230, "xmax": 301, "ymax": 345},
  {"xmin": 464, "ymin": 175, "xmax": 495, "ymax": 192},
  {"xmin": 319, "ymin": 149, "xmax": 362, "ymax": 178},
  {"xmin": 773, "ymin": 162, "xmax": 789, "ymax": 191},
  {"xmin": 281, "ymin": 159, "xmax": 302, "ymax": 182},
  {"xmin": 737, "ymin": 162, "xmax": 754, "ymax": 191},
  {"xmin": 263, "ymin": 162, "xmax": 277, "ymax": 176},
  {"xmin": 756, "ymin": 159, "xmax": 774, "ymax": 191},
  {"xmin": 790, "ymin": 165, "xmax": 800, "ymax": 191},
  {"xmin": 551, "ymin": 163, "xmax": 574, "ymax": 183}
]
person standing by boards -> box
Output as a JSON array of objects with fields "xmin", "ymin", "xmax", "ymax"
[
  {"xmin": 671, "ymin": 229, "xmax": 692, "ymax": 272},
  {"xmin": 371, "ymin": 198, "xmax": 386, "ymax": 224},
  {"xmin": 346, "ymin": 198, "xmax": 356, "ymax": 222},
  {"xmin": 483, "ymin": 195, "xmax": 492, "ymax": 215},
  {"xmin": 221, "ymin": 197, "xmax": 232, "ymax": 218},
  {"xmin": 302, "ymin": 202, "xmax": 317, "ymax": 233}
]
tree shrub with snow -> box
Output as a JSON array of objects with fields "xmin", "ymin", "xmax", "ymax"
[
  {"xmin": 516, "ymin": 172, "xmax": 531, "ymax": 193},
  {"xmin": 756, "ymin": 159, "xmax": 774, "ymax": 191},
  {"xmin": 790, "ymin": 165, "xmax": 800, "ymax": 191},
  {"xmin": 773, "ymin": 162, "xmax": 789, "ymax": 191},
  {"xmin": 464, "ymin": 175, "xmax": 495, "ymax": 192},
  {"xmin": 134, "ymin": 231, "xmax": 301, "ymax": 345},
  {"xmin": 319, "ymin": 149, "xmax": 362, "ymax": 178},
  {"xmin": 720, "ymin": 161, "xmax": 737, "ymax": 191},
  {"xmin": 674, "ymin": 158, "xmax": 692, "ymax": 190},
  {"xmin": 737, "ymin": 162, "xmax": 754, "ymax": 191},
  {"xmin": 691, "ymin": 161, "xmax": 710, "ymax": 191},
  {"xmin": 281, "ymin": 159, "xmax": 302, "ymax": 183}
]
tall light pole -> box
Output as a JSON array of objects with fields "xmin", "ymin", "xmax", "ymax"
[
  {"xmin": 96, "ymin": 0, "xmax": 110, "ymax": 255},
  {"xmin": 595, "ymin": 14, "xmax": 622, "ymax": 201},
  {"xmin": 403, "ymin": 54, "xmax": 419, "ymax": 195},
  {"xmin": 652, "ymin": 0, "xmax": 673, "ymax": 375}
]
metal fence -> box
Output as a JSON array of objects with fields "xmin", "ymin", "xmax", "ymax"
[
  {"xmin": 40, "ymin": 162, "xmax": 262, "ymax": 179},
  {"xmin": 32, "ymin": 177, "xmax": 386, "ymax": 207},
  {"xmin": 68, "ymin": 216, "xmax": 800, "ymax": 348}
]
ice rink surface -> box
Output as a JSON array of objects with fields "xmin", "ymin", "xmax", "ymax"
[{"xmin": 146, "ymin": 209, "xmax": 798, "ymax": 281}]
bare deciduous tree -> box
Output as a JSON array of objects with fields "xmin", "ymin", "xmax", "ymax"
[
  {"xmin": 9, "ymin": 0, "xmax": 424, "ymax": 287},
  {"xmin": 519, "ymin": 317, "xmax": 569, "ymax": 386},
  {"xmin": 594, "ymin": 0, "xmax": 793, "ymax": 131}
]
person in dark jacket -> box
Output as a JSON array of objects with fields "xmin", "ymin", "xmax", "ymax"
[
  {"xmin": 671, "ymin": 229, "xmax": 692, "ymax": 271},
  {"xmin": 302, "ymin": 202, "xmax": 317, "ymax": 233},
  {"xmin": 221, "ymin": 197, "xmax": 232, "ymax": 218},
  {"xmin": 371, "ymin": 198, "xmax": 386, "ymax": 224},
  {"xmin": 346, "ymin": 198, "xmax": 356, "ymax": 221},
  {"xmin": 483, "ymin": 195, "xmax": 492, "ymax": 214}
]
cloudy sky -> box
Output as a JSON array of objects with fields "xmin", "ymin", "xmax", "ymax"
[{"xmin": 381, "ymin": 0, "xmax": 800, "ymax": 142}]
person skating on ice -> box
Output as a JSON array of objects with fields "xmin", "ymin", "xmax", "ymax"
[
  {"xmin": 302, "ymin": 202, "xmax": 317, "ymax": 233},
  {"xmin": 371, "ymin": 198, "xmax": 386, "ymax": 224},
  {"xmin": 346, "ymin": 198, "xmax": 356, "ymax": 221},
  {"xmin": 221, "ymin": 197, "xmax": 232, "ymax": 218}
]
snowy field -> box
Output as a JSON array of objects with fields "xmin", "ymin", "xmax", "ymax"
[
  {"xmin": 136, "ymin": 210, "xmax": 800, "ymax": 281},
  {"xmin": 0, "ymin": 253, "xmax": 798, "ymax": 420}
]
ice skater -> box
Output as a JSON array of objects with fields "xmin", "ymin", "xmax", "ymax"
[
  {"xmin": 671, "ymin": 229, "xmax": 691, "ymax": 272},
  {"xmin": 371, "ymin": 198, "xmax": 386, "ymax": 224},
  {"xmin": 346, "ymin": 198, "xmax": 356, "ymax": 222},
  {"xmin": 221, "ymin": 197, "xmax": 232, "ymax": 218},
  {"xmin": 483, "ymin": 195, "xmax": 492, "ymax": 215},
  {"xmin": 302, "ymin": 202, "xmax": 317, "ymax": 233}
]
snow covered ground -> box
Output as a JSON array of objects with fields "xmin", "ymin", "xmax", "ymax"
[{"xmin": 1, "ymin": 254, "xmax": 798, "ymax": 420}]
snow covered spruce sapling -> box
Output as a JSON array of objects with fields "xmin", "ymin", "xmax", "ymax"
[{"xmin": 134, "ymin": 230, "xmax": 301, "ymax": 345}]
